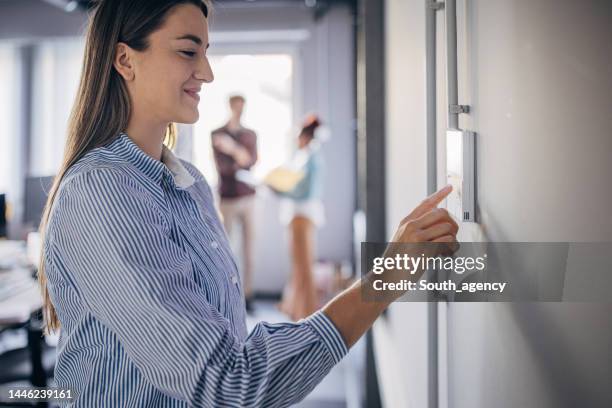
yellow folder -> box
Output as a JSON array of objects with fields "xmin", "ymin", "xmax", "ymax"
[{"xmin": 263, "ymin": 167, "xmax": 305, "ymax": 193}]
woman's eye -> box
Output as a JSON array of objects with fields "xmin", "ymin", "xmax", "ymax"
[{"xmin": 181, "ymin": 51, "xmax": 196, "ymax": 57}]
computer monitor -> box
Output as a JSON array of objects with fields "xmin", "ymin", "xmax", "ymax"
[
  {"xmin": 23, "ymin": 176, "xmax": 55, "ymax": 230},
  {"xmin": 0, "ymin": 193, "xmax": 6, "ymax": 238}
]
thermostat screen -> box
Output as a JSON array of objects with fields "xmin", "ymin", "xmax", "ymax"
[{"xmin": 446, "ymin": 129, "xmax": 463, "ymax": 221}]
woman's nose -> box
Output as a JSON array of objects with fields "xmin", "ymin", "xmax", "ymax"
[{"xmin": 195, "ymin": 56, "xmax": 214, "ymax": 83}]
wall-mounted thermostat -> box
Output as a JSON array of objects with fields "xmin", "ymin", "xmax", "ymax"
[{"xmin": 446, "ymin": 129, "xmax": 476, "ymax": 223}]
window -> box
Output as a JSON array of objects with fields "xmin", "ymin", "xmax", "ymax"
[
  {"xmin": 30, "ymin": 39, "xmax": 85, "ymax": 176},
  {"xmin": 0, "ymin": 45, "xmax": 18, "ymax": 196}
]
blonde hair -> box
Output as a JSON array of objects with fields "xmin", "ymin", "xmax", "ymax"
[{"xmin": 38, "ymin": 0, "xmax": 209, "ymax": 333}]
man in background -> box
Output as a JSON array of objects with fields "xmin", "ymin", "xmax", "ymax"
[{"xmin": 211, "ymin": 95, "xmax": 258, "ymax": 311}]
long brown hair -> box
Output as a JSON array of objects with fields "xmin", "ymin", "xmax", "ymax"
[{"xmin": 38, "ymin": 0, "xmax": 210, "ymax": 333}]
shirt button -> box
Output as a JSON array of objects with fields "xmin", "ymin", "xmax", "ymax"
[
  {"xmin": 210, "ymin": 241, "xmax": 219, "ymax": 249},
  {"xmin": 231, "ymin": 275, "xmax": 238, "ymax": 284}
]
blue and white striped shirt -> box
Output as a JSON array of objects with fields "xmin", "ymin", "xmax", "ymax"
[{"xmin": 43, "ymin": 133, "xmax": 348, "ymax": 407}]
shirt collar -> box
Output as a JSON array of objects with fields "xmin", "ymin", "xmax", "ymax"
[
  {"xmin": 161, "ymin": 143, "xmax": 196, "ymax": 189},
  {"xmin": 109, "ymin": 133, "xmax": 195, "ymax": 189}
]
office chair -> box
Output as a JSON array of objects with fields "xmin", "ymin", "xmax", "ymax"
[{"xmin": 0, "ymin": 312, "xmax": 56, "ymax": 407}]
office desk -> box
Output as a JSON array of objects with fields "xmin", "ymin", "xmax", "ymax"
[
  {"xmin": 0, "ymin": 241, "xmax": 47, "ymax": 388},
  {"xmin": 0, "ymin": 240, "xmax": 42, "ymax": 324},
  {"xmin": 0, "ymin": 274, "xmax": 43, "ymax": 325}
]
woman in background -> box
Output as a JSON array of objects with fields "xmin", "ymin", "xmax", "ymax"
[{"xmin": 276, "ymin": 115, "xmax": 325, "ymax": 320}]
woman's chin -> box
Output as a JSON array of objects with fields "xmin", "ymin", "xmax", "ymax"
[{"xmin": 176, "ymin": 109, "xmax": 199, "ymax": 124}]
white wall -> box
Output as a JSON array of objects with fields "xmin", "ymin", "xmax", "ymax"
[
  {"xmin": 376, "ymin": 0, "xmax": 431, "ymax": 407},
  {"xmin": 446, "ymin": 1, "xmax": 612, "ymax": 407},
  {"xmin": 381, "ymin": 0, "xmax": 612, "ymax": 407}
]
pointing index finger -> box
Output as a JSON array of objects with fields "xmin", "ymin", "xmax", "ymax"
[
  {"xmin": 425, "ymin": 184, "xmax": 453, "ymax": 206},
  {"xmin": 409, "ymin": 185, "xmax": 453, "ymax": 220}
]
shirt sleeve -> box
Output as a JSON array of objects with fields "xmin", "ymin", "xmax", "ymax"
[
  {"xmin": 238, "ymin": 130, "xmax": 258, "ymax": 169},
  {"xmin": 211, "ymin": 131, "xmax": 239, "ymax": 177},
  {"xmin": 52, "ymin": 168, "xmax": 348, "ymax": 407}
]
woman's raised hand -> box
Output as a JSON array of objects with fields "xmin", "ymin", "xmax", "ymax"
[
  {"xmin": 391, "ymin": 185, "xmax": 458, "ymax": 245},
  {"xmin": 322, "ymin": 186, "xmax": 461, "ymax": 348}
]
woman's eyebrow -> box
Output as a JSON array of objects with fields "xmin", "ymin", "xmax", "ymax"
[{"xmin": 175, "ymin": 34, "xmax": 203, "ymax": 45}]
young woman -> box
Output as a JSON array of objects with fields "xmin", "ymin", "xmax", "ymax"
[
  {"xmin": 38, "ymin": 1, "xmax": 459, "ymax": 406},
  {"xmin": 276, "ymin": 115, "xmax": 326, "ymax": 321}
]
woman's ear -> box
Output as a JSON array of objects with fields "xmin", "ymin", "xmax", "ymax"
[{"xmin": 113, "ymin": 42, "xmax": 135, "ymax": 81}]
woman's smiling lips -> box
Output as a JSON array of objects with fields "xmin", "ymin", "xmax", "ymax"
[{"xmin": 184, "ymin": 88, "xmax": 200, "ymax": 102}]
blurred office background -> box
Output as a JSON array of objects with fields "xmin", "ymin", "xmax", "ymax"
[
  {"xmin": 1, "ymin": 0, "xmax": 612, "ymax": 408},
  {"xmin": 0, "ymin": 1, "xmax": 363, "ymax": 407}
]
